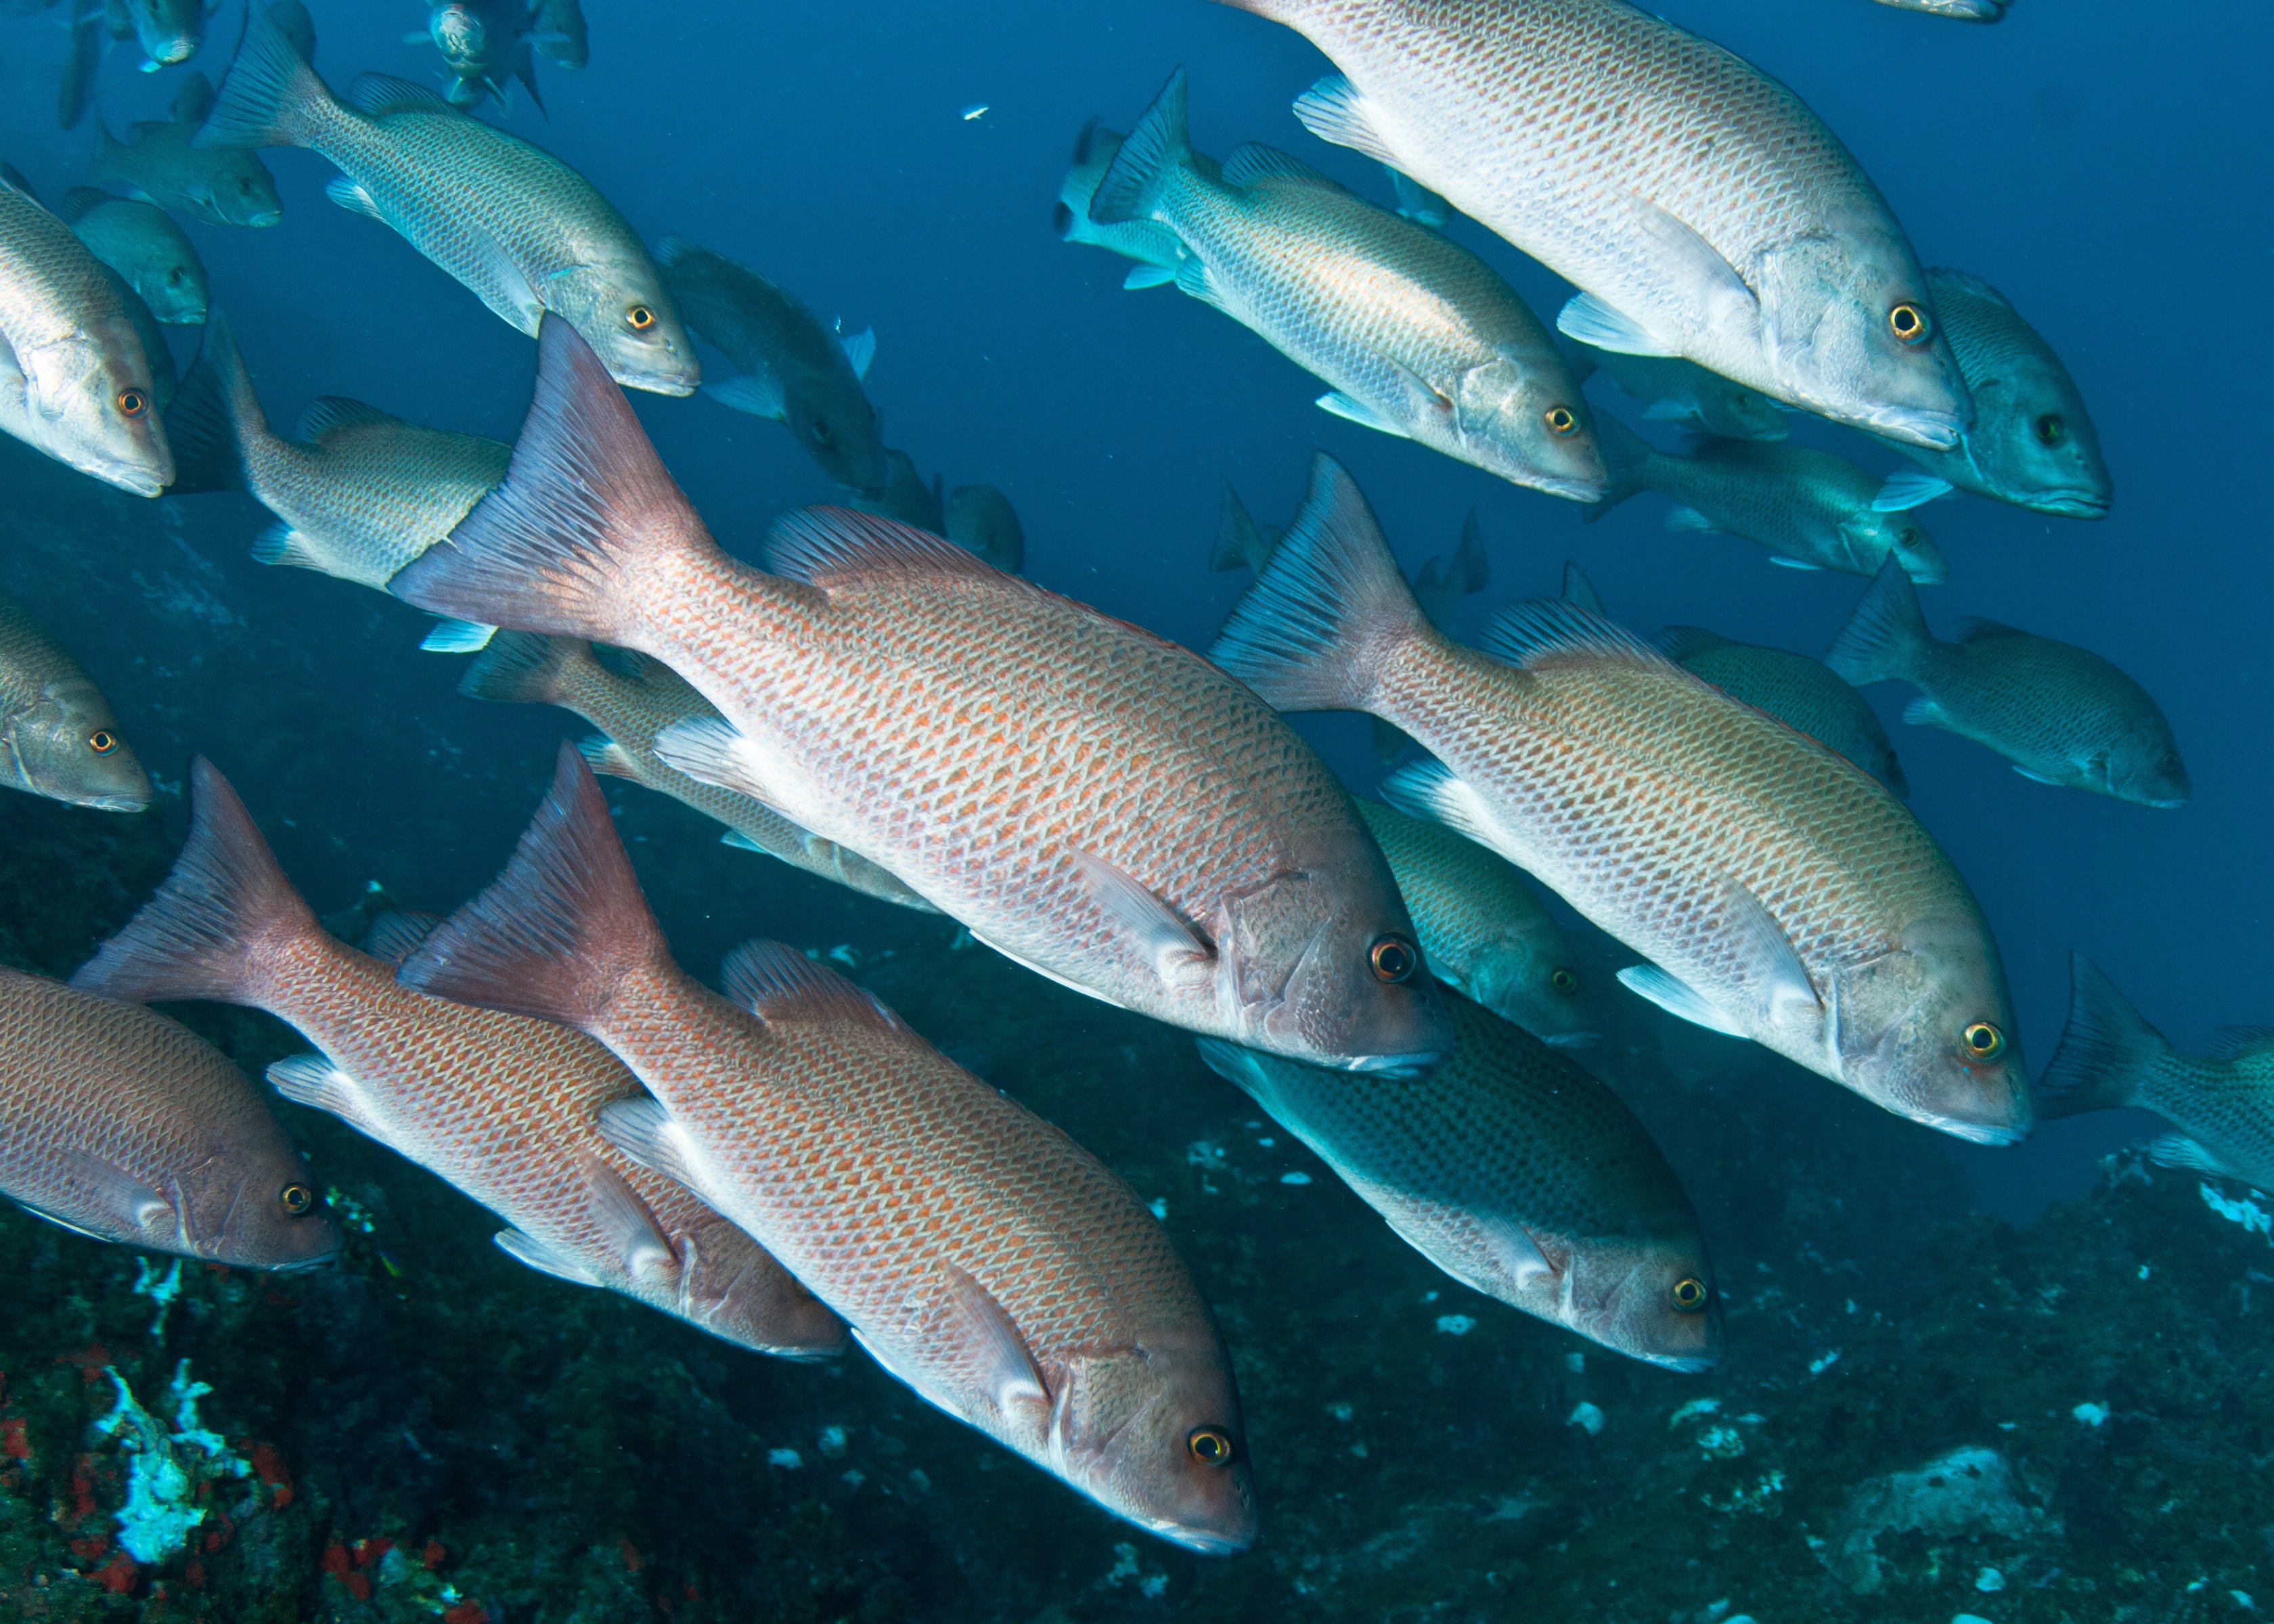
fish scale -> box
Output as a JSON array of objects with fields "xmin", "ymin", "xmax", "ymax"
[{"xmin": 0, "ymin": 966, "xmax": 336, "ymax": 1267}]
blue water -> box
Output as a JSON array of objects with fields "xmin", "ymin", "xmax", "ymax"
[{"xmin": 3, "ymin": 1, "xmax": 2270, "ymax": 1613}]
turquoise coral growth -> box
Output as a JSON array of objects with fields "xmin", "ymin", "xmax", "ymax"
[{"xmin": 92, "ymin": 1360, "xmax": 250, "ymax": 1564}]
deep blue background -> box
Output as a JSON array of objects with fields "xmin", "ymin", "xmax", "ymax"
[{"xmin": 3, "ymin": 0, "xmax": 2264, "ymax": 1219}]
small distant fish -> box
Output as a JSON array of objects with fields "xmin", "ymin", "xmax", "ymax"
[
  {"xmin": 1657, "ymin": 626, "xmax": 1907, "ymax": 796},
  {"xmin": 1566, "ymin": 342, "xmax": 1787, "ymax": 442},
  {"xmin": 1090, "ymin": 70, "xmax": 1606, "ymax": 502},
  {"xmin": 1350, "ymin": 798, "xmax": 1594, "ymax": 1046},
  {"xmin": 655, "ymin": 237, "xmax": 885, "ymax": 491},
  {"xmin": 1592, "ymin": 414, "xmax": 1946, "ymax": 583},
  {"xmin": 400, "ymin": 746, "xmax": 1261, "ymax": 1552},
  {"xmin": 1211, "ymin": 453, "xmax": 2029, "ymax": 1145},
  {"xmin": 1208, "ymin": 482, "xmax": 1280, "ymax": 573},
  {"xmin": 1871, "ymin": 269, "xmax": 2110, "ymax": 520},
  {"xmin": 396, "ymin": 317, "xmax": 1449, "ymax": 1076},
  {"xmin": 95, "ymin": 72, "xmax": 284, "ymax": 228},
  {"xmin": 1216, "ymin": 0, "xmax": 1972, "ymax": 447},
  {"xmin": 60, "ymin": 188, "xmax": 207, "ymax": 324},
  {"xmin": 2038, "ymin": 954, "xmax": 2274, "ymax": 1188},
  {"xmin": 0, "ymin": 591, "xmax": 152, "ymax": 812},
  {"xmin": 58, "ymin": 0, "xmax": 104, "ymax": 130},
  {"xmin": 72, "ymin": 759, "xmax": 844, "ymax": 1359},
  {"xmin": 851, "ymin": 446, "xmax": 944, "ymax": 533},
  {"xmin": 162, "ymin": 315, "xmax": 510, "ymax": 625},
  {"xmin": 1871, "ymin": 0, "xmax": 2007, "ymax": 18},
  {"xmin": 0, "ymin": 165, "xmax": 174, "ymax": 493},
  {"xmin": 112, "ymin": 0, "xmax": 206, "ymax": 70},
  {"xmin": 1053, "ymin": 120, "xmax": 1191, "ymax": 290},
  {"xmin": 417, "ymin": 0, "xmax": 546, "ymax": 112},
  {"xmin": 1200, "ymin": 990, "xmax": 1720, "ymax": 1369},
  {"xmin": 198, "ymin": 5, "xmax": 695, "ymax": 394},
  {"xmin": 945, "ymin": 484, "xmax": 1024, "ymax": 573},
  {"xmin": 0, "ymin": 964, "xmax": 338, "ymax": 1268},
  {"xmin": 530, "ymin": 0, "xmax": 586, "ymax": 68},
  {"xmin": 457, "ymin": 632, "xmax": 938, "ymax": 912},
  {"xmin": 960, "ymin": 102, "xmax": 989, "ymax": 122},
  {"xmin": 1827, "ymin": 561, "xmax": 2189, "ymax": 807}
]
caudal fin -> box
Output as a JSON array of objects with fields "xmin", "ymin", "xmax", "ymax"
[
  {"xmin": 456, "ymin": 631, "xmax": 584, "ymax": 708},
  {"xmin": 1209, "ymin": 453, "xmax": 1429, "ymax": 715},
  {"xmin": 1824, "ymin": 558, "xmax": 1934, "ymax": 688},
  {"xmin": 397, "ymin": 742, "xmax": 668, "ymax": 1031},
  {"xmin": 194, "ymin": 0, "xmax": 331, "ymax": 150},
  {"xmin": 1210, "ymin": 482, "xmax": 1276, "ymax": 572},
  {"xmin": 162, "ymin": 311, "xmax": 264, "ymax": 495},
  {"xmin": 2036, "ymin": 953, "xmax": 2167, "ymax": 1118},
  {"xmin": 393, "ymin": 315, "xmax": 714, "ymax": 644},
  {"xmin": 1582, "ymin": 413, "xmax": 1655, "ymax": 525},
  {"xmin": 1090, "ymin": 66, "xmax": 1192, "ymax": 226},
  {"xmin": 70, "ymin": 758, "xmax": 318, "ymax": 1007}
]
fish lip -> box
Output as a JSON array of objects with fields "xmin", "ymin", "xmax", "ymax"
[
  {"xmin": 1926, "ymin": 1114, "xmax": 2029, "ymax": 1147},
  {"xmin": 2030, "ymin": 490, "xmax": 2111, "ymax": 519},
  {"xmin": 2145, "ymin": 796, "xmax": 2189, "ymax": 809},
  {"xmin": 80, "ymin": 794, "xmax": 153, "ymax": 813},
  {"xmin": 1529, "ymin": 474, "xmax": 1610, "ymax": 503},
  {"xmin": 1337, "ymin": 1049, "xmax": 1452, "ymax": 1080},
  {"xmin": 1860, "ymin": 405, "xmax": 1968, "ymax": 452},
  {"xmin": 1634, "ymin": 1349, "xmax": 1722, "ymax": 1374},
  {"xmin": 1142, "ymin": 1517, "xmax": 1257, "ymax": 1556},
  {"xmin": 1540, "ymin": 1030, "xmax": 1604, "ymax": 1050}
]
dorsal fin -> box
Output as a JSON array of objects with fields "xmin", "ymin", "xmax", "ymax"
[
  {"xmin": 1950, "ymin": 618, "xmax": 2028, "ymax": 644},
  {"xmin": 1653, "ymin": 625, "xmax": 1732, "ymax": 663},
  {"xmin": 349, "ymin": 73, "xmax": 461, "ymax": 117},
  {"xmin": 765, "ymin": 506, "xmax": 1004, "ymax": 587},
  {"xmin": 2208, "ymin": 1026, "xmax": 2274, "ymax": 1060},
  {"xmin": 1477, "ymin": 599, "xmax": 1681, "ymax": 675},
  {"xmin": 1925, "ymin": 267, "xmax": 2012, "ymax": 309},
  {"xmin": 296, "ymin": 395, "xmax": 399, "ymax": 442},
  {"xmin": 719, "ymin": 941, "xmax": 904, "ymax": 1032},
  {"xmin": 60, "ymin": 185, "xmax": 111, "ymax": 223},
  {"xmin": 1221, "ymin": 141, "xmax": 1340, "ymax": 189}
]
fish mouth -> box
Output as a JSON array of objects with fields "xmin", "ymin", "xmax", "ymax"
[
  {"xmin": 1527, "ymin": 474, "xmax": 1610, "ymax": 504},
  {"xmin": 1540, "ymin": 1030, "xmax": 1603, "ymax": 1049},
  {"xmin": 1634, "ymin": 1349, "xmax": 1722, "ymax": 1374},
  {"xmin": 1141, "ymin": 1516, "xmax": 1257, "ymax": 1556},
  {"xmin": 1860, "ymin": 403, "xmax": 1967, "ymax": 452},
  {"xmin": 1925, "ymin": 1114, "xmax": 2029, "ymax": 1147},
  {"xmin": 80, "ymin": 794, "xmax": 153, "ymax": 813},
  {"xmin": 269, "ymin": 1246, "xmax": 343, "ymax": 1273},
  {"xmin": 2030, "ymin": 489, "xmax": 2111, "ymax": 520},
  {"xmin": 2144, "ymin": 796, "xmax": 2189, "ymax": 810},
  {"xmin": 1337, "ymin": 1049, "xmax": 1452, "ymax": 1080}
]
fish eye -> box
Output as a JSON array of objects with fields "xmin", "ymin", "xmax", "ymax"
[
  {"xmin": 116, "ymin": 388, "xmax": 148, "ymax": 419},
  {"xmin": 278, "ymin": 1183, "xmax": 314, "ymax": 1215},
  {"xmin": 811, "ymin": 420, "xmax": 833, "ymax": 446},
  {"xmin": 1888, "ymin": 302, "xmax": 1931, "ymax": 346},
  {"xmin": 87, "ymin": 729, "xmax": 116, "ymax": 755},
  {"xmin": 625, "ymin": 304, "xmax": 656, "ymax": 332},
  {"xmin": 2032, "ymin": 413, "xmax": 2068, "ymax": 447},
  {"xmin": 1670, "ymin": 1276, "xmax": 1709, "ymax": 1313},
  {"xmin": 1543, "ymin": 404, "xmax": 1580, "ymax": 437},
  {"xmin": 1551, "ymin": 968, "xmax": 1578, "ymax": 993},
  {"xmin": 1898, "ymin": 527, "xmax": 1922, "ymax": 546},
  {"xmin": 1186, "ymin": 1426, "xmax": 1235, "ymax": 1467},
  {"xmin": 168, "ymin": 267, "xmax": 186, "ymax": 286},
  {"xmin": 1962, "ymin": 1021, "xmax": 2005, "ymax": 1060},
  {"xmin": 1367, "ymin": 934, "xmax": 1418, "ymax": 985}
]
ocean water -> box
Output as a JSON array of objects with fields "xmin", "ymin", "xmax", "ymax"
[{"xmin": 2, "ymin": 1, "xmax": 2271, "ymax": 1619}]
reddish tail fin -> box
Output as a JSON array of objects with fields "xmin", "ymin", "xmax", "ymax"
[
  {"xmin": 397, "ymin": 742, "xmax": 668, "ymax": 1031},
  {"xmin": 391, "ymin": 315, "xmax": 715, "ymax": 646},
  {"xmin": 70, "ymin": 757, "xmax": 318, "ymax": 1007}
]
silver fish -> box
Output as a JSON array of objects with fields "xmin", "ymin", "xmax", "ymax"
[
  {"xmin": 1567, "ymin": 342, "xmax": 1787, "ymax": 442},
  {"xmin": 0, "ymin": 590, "xmax": 152, "ymax": 812},
  {"xmin": 94, "ymin": 73, "xmax": 284, "ymax": 229},
  {"xmin": 395, "ymin": 317, "xmax": 1450, "ymax": 1076},
  {"xmin": 1211, "ymin": 0, "xmax": 1972, "ymax": 447},
  {"xmin": 2039, "ymin": 955, "xmax": 2274, "ymax": 1189},
  {"xmin": 1871, "ymin": 0, "xmax": 2006, "ymax": 18},
  {"xmin": 0, "ymin": 166, "xmax": 173, "ymax": 493},
  {"xmin": 1199, "ymin": 989, "xmax": 1720, "ymax": 1369},
  {"xmin": 61, "ymin": 188, "xmax": 208, "ymax": 325},
  {"xmin": 1593, "ymin": 413, "xmax": 1946, "ymax": 583},
  {"xmin": 1092, "ymin": 70, "xmax": 1605, "ymax": 502},
  {"xmin": 0, "ymin": 965, "xmax": 338, "ymax": 1268},
  {"xmin": 1872, "ymin": 269, "xmax": 2111, "ymax": 519},
  {"xmin": 1826, "ymin": 562, "xmax": 2188, "ymax": 808},
  {"xmin": 196, "ymin": 4, "xmax": 694, "ymax": 395},
  {"xmin": 1657, "ymin": 625, "xmax": 1907, "ymax": 795},
  {"xmin": 422, "ymin": 0, "xmax": 545, "ymax": 113}
]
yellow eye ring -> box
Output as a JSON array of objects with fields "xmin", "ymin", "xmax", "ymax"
[
  {"xmin": 1187, "ymin": 1426, "xmax": 1235, "ymax": 1466},
  {"xmin": 1543, "ymin": 404, "xmax": 1580, "ymax": 437},
  {"xmin": 87, "ymin": 730, "xmax": 116, "ymax": 754},
  {"xmin": 1551, "ymin": 968, "xmax": 1578, "ymax": 993},
  {"xmin": 625, "ymin": 304, "xmax": 656, "ymax": 332},
  {"xmin": 1963, "ymin": 1021, "xmax": 2005, "ymax": 1060},
  {"xmin": 279, "ymin": 1183, "xmax": 314, "ymax": 1215},
  {"xmin": 1671, "ymin": 1276, "xmax": 1708, "ymax": 1313},
  {"xmin": 2033, "ymin": 413, "xmax": 2068, "ymax": 447},
  {"xmin": 1368, "ymin": 934, "xmax": 1417, "ymax": 985},
  {"xmin": 1888, "ymin": 302, "xmax": 1931, "ymax": 346},
  {"xmin": 116, "ymin": 388, "xmax": 149, "ymax": 418}
]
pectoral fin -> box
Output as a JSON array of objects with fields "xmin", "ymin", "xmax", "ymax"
[
  {"xmin": 53, "ymin": 1151, "xmax": 173, "ymax": 1232},
  {"xmin": 1071, "ymin": 849, "xmax": 1214, "ymax": 989},
  {"xmin": 495, "ymin": 1228, "xmax": 603, "ymax": 1286},
  {"xmin": 1316, "ymin": 390, "xmax": 1410, "ymax": 438},
  {"xmin": 581, "ymin": 1154, "xmax": 678, "ymax": 1280},
  {"xmin": 940, "ymin": 1263, "xmax": 1050, "ymax": 1423},
  {"xmin": 1618, "ymin": 964, "xmax": 1748, "ymax": 1037}
]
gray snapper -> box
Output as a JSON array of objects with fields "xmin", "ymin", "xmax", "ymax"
[
  {"xmin": 112, "ymin": 0, "xmax": 206, "ymax": 68},
  {"xmin": 394, "ymin": 317, "xmax": 1450, "ymax": 1077},
  {"xmin": 1872, "ymin": 269, "xmax": 2111, "ymax": 520},
  {"xmin": 1567, "ymin": 341, "xmax": 1787, "ymax": 441},
  {"xmin": 0, "ymin": 167, "xmax": 173, "ymax": 493},
  {"xmin": 456, "ymin": 632, "xmax": 937, "ymax": 912},
  {"xmin": 1350, "ymin": 798, "xmax": 1595, "ymax": 1047},
  {"xmin": 196, "ymin": 3, "xmax": 694, "ymax": 394},
  {"xmin": 0, "ymin": 965, "xmax": 338, "ymax": 1267},
  {"xmin": 1210, "ymin": 0, "xmax": 1971, "ymax": 447},
  {"xmin": 421, "ymin": 0, "xmax": 545, "ymax": 112},
  {"xmin": 1210, "ymin": 453, "xmax": 2029, "ymax": 1145},
  {"xmin": 0, "ymin": 590, "xmax": 153, "ymax": 811},
  {"xmin": 1054, "ymin": 120, "xmax": 1192, "ymax": 290},
  {"xmin": 1199, "ymin": 989, "xmax": 1720, "ymax": 1370},
  {"xmin": 1092, "ymin": 70, "xmax": 1605, "ymax": 502},
  {"xmin": 1827, "ymin": 561, "xmax": 2188, "ymax": 808},
  {"xmin": 1657, "ymin": 625, "xmax": 1907, "ymax": 795},
  {"xmin": 945, "ymin": 484, "xmax": 1025, "ymax": 574},
  {"xmin": 94, "ymin": 73, "xmax": 284, "ymax": 229},
  {"xmin": 398, "ymin": 746, "xmax": 1260, "ymax": 1553},
  {"xmin": 62, "ymin": 188, "xmax": 208, "ymax": 324},
  {"xmin": 1593, "ymin": 413, "xmax": 1946, "ymax": 583},
  {"xmin": 655, "ymin": 238, "xmax": 885, "ymax": 491},
  {"xmin": 2038, "ymin": 954, "xmax": 2274, "ymax": 1190}
]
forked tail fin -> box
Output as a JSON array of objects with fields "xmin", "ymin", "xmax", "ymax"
[{"xmin": 2036, "ymin": 953, "xmax": 2166, "ymax": 1119}]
